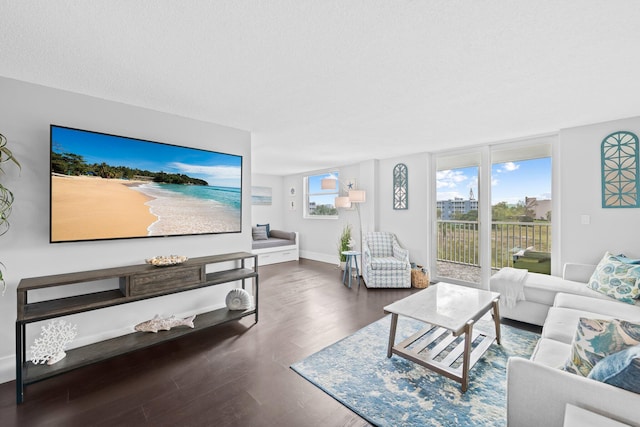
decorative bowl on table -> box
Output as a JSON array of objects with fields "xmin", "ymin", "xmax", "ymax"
[{"xmin": 145, "ymin": 255, "xmax": 188, "ymax": 267}]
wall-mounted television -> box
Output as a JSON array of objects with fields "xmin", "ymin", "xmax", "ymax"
[{"xmin": 50, "ymin": 125, "xmax": 242, "ymax": 243}]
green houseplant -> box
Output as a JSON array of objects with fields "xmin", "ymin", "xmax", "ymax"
[
  {"xmin": 338, "ymin": 223, "xmax": 353, "ymax": 266},
  {"xmin": 0, "ymin": 131, "xmax": 21, "ymax": 294}
]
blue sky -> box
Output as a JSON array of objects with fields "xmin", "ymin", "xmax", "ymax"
[
  {"xmin": 51, "ymin": 126, "xmax": 242, "ymax": 188},
  {"xmin": 437, "ymin": 157, "xmax": 552, "ymax": 205},
  {"xmin": 308, "ymin": 173, "xmax": 340, "ymax": 206}
]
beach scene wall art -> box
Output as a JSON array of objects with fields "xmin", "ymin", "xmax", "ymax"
[
  {"xmin": 50, "ymin": 125, "xmax": 243, "ymax": 243},
  {"xmin": 251, "ymin": 186, "xmax": 272, "ymax": 205}
]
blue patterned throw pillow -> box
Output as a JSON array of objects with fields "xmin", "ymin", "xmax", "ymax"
[
  {"xmin": 256, "ymin": 223, "xmax": 270, "ymax": 237},
  {"xmin": 563, "ymin": 318, "xmax": 640, "ymax": 377},
  {"xmin": 587, "ymin": 252, "xmax": 640, "ymax": 304},
  {"xmin": 588, "ymin": 344, "xmax": 640, "ymax": 393}
]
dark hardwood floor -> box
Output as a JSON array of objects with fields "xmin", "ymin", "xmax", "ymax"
[{"xmin": 0, "ymin": 259, "xmax": 425, "ymax": 426}]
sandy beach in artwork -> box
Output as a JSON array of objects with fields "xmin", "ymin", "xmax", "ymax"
[{"xmin": 51, "ymin": 175, "xmax": 157, "ymax": 241}]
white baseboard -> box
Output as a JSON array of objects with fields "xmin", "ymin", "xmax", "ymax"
[
  {"xmin": 0, "ymin": 355, "xmax": 14, "ymax": 384},
  {"xmin": 300, "ymin": 250, "xmax": 339, "ymax": 266}
]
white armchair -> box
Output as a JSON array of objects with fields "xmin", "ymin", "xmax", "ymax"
[{"xmin": 362, "ymin": 231, "xmax": 411, "ymax": 288}]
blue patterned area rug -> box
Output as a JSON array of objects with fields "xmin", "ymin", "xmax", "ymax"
[{"xmin": 291, "ymin": 315, "xmax": 539, "ymax": 427}]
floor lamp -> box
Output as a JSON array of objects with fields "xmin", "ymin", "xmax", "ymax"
[
  {"xmin": 346, "ymin": 189, "xmax": 366, "ymax": 254},
  {"xmin": 322, "ymin": 176, "xmax": 366, "ymax": 253}
]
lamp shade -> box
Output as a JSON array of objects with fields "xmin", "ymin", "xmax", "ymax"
[
  {"xmin": 348, "ymin": 190, "xmax": 366, "ymax": 203},
  {"xmin": 335, "ymin": 196, "xmax": 351, "ymax": 208},
  {"xmin": 321, "ymin": 177, "xmax": 338, "ymax": 190}
]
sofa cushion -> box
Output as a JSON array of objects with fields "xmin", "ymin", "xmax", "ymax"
[
  {"xmin": 562, "ymin": 318, "xmax": 640, "ymax": 377},
  {"xmin": 369, "ymin": 257, "xmax": 408, "ymax": 270},
  {"xmin": 554, "ymin": 293, "xmax": 640, "ymax": 321},
  {"xmin": 587, "ymin": 252, "xmax": 640, "ymax": 304},
  {"xmin": 252, "ymin": 226, "xmax": 268, "ymax": 240},
  {"xmin": 588, "ymin": 344, "xmax": 640, "ymax": 393},
  {"xmin": 522, "ymin": 273, "xmax": 611, "ymax": 306},
  {"xmin": 530, "ymin": 337, "xmax": 571, "ymax": 368},
  {"xmin": 542, "ymin": 307, "xmax": 614, "ymax": 344}
]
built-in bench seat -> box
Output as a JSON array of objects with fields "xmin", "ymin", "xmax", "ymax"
[{"xmin": 251, "ymin": 229, "xmax": 299, "ymax": 266}]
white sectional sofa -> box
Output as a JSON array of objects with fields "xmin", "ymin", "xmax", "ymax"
[
  {"xmin": 490, "ymin": 263, "xmax": 620, "ymax": 326},
  {"xmin": 492, "ymin": 260, "xmax": 640, "ymax": 426},
  {"xmin": 507, "ymin": 292, "xmax": 640, "ymax": 426}
]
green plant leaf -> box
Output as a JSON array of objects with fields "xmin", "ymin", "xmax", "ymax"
[{"xmin": 0, "ymin": 133, "xmax": 21, "ymax": 171}]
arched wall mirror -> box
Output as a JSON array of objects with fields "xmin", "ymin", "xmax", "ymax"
[
  {"xmin": 393, "ymin": 163, "xmax": 408, "ymax": 210},
  {"xmin": 601, "ymin": 131, "xmax": 639, "ymax": 208}
]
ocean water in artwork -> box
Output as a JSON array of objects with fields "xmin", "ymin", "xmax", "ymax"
[{"xmin": 134, "ymin": 183, "xmax": 241, "ymax": 235}]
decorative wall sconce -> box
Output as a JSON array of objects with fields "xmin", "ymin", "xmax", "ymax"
[
  {"xmin": 393, "ymin": 163, "xmax": 408, "ymax": 210},
  {"xmin": 601, "ymin": 131, "xmax": 639, "ymax": 208}
]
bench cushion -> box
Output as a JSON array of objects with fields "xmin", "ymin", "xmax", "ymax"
[{"xmin": 251, "ymin": 238, "xmax": 294, "ymax": 250}]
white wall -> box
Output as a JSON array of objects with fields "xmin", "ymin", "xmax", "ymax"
[
  {"xmin": 283, "ymin": 163, "xmax": 364, "ymax": 265},
  {"xmin": 251, "ymin": 174, "xmax": 285, "ymax": 229},
  {"xmin": 283, "ymin": 117, "xmax": 640, "ymax": 281},
  {"xmin": 378, "ymin": 154, "xmax": 431, "ymax": 268},
  {"xmin": 280, "ymin": 156, "xmax": 431, "ymax": 269},
  {"xmin": 0, "ymin": 77, "xmax": 252, "ymax": 382},
  {"xmin": 559, "ymin": 116, "xmax": 640, "ymax": 264}
]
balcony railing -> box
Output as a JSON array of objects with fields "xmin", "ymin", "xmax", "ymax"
[{"xmin": 437, "ymin": 220, "xmax": 551, "ymax": 270}]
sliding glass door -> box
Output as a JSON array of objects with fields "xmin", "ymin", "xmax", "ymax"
[
  {"xmin": 432, "ymin": 138, "xmax": 554, "ymax": 288},
  {"xmin": 435, "ymin": 151, "xmax": 483, "ymax": 285},
  {"xmin": 491, "ymin": 145, "xmax": 552, "ymax": 276}
]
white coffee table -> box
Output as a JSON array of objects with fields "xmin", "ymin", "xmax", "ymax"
[{"xmin": 384, "ymin": 282, "xmax": 501, "ymax": 392}]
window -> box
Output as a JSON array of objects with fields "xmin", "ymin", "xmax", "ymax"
[{"xmin": 305, "ymin": 172, "xmax": 339, "ymax": 218}]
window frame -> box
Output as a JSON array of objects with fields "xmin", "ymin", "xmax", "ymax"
[
  {"xmin": 431, "ymin": 135, "xmax": 557, "ymax": 286},
  {"xmin": 304, "ymin": 171, "xmax": 340, "ymax": 219}
]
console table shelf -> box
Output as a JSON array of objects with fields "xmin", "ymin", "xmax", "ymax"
[
  {"xmin": 16, "ymin": 252, "xmax": 258, "ymax": 403},
  {"xmin": 24, "ymin": 306, "xmax": 253, "ymax": 384}
]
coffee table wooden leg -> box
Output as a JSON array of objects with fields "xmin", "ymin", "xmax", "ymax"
[
  {"xmin": 387, "ymin": 313, "xmax": 398, "ymax": 358},
  {"xmin": 461, "ymin": 320, "xmax": 474, "ymax": 392},
  {"xmin": 492, "ymin": 298, "xmax": 501, "ymax": 345}
]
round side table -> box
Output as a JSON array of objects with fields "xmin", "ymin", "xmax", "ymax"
[{"xmin": 341, "ymin": 250, "xmax": 361, "ymax": 288}]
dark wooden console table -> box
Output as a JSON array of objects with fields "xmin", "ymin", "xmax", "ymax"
[{"xmin": 15, "ymin": 252, "xmax": 258, "ymax": 404}]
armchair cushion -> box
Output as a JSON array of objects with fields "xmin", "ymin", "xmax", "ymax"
[
  {"xmin": 369, "ymin": 257, "xmax": 408, "ymax": 271},
  {"xmin": 366, "ymin": 232, "xmax": 395, "ymax": 257},
  {"xmin": 392, "ymin": 241, "xmax": 409, "ymax": 262}
]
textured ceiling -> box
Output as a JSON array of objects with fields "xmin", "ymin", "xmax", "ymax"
[{"xmin": 2, "ymin": 1, "xmax": 640, "ymax": 175}]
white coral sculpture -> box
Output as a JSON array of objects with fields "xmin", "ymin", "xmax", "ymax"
[{"xmin": 30, "ymin": 319, "xmax": 78, "ymax": 365}]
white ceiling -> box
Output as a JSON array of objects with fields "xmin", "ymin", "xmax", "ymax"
[{"xmin": 2, "ymin": 1, "xmax": 640, "ymax": 175}]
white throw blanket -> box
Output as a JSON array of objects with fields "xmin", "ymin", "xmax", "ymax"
[{"xmin": 490, "ymin": 267, "xmax": 528, "ymax": 309}]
